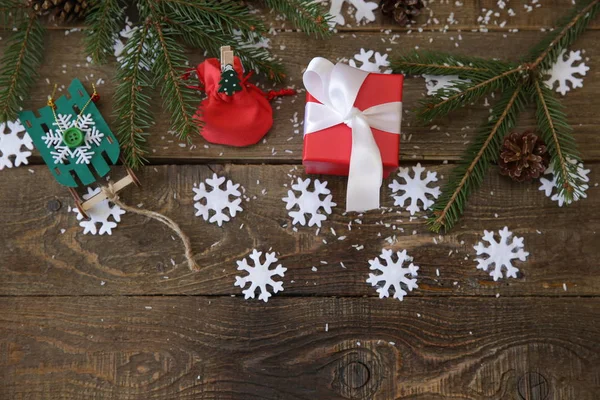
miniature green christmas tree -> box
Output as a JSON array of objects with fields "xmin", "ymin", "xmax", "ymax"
[{"xmin": 218, "ymin": 65, "xmax": 242, "ymax": 96}]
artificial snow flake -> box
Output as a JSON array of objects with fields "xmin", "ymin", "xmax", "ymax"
[
  {"xmin": 41, "ymin": 113, "xmax": 105, "ymax": 165},
  {"xmin": 389, "ymin": 163, "xmax": 441, "ymax": 215},
  {"xmin": 539, "ymin": 159, "xmax": 590, "ymax": 207},
  {"xmin": 423, "ymin": 74, "xmax": 470, "ymax": 97},
  {"xmin": 349, "ymin": 48, "xmax": 391, "ymax": 73},
  {"xmin": 473, "ymin": 227, "xmax": 529, "ymax": 281},
  {"xmin": 193, "ymin": 173, "xmax": 242, "ymax": 226},
  {"xmin": 282, "ymin": 178, "xmax": 336, "ymax": 227},
  {"xmin": 366, "ymin": 249, "xmax": 419, "ymax": 301},
  {"xmin": 234, "ymin": 249, "xmax": 287, "ymax": 302},
  {"xmin": 544, "ymin": 49, "xmax": 589, "ymax": 96},
  {"xmin": 0, "ymin": 120, "xmax": 33, "ymax": 170},
  {"xmin": 73, "ymin": 187, "xmax": 126, "ymax": 235},
  {"xmin": 329, "ymin": 0, "xmax": 378, "ymax": 26}
]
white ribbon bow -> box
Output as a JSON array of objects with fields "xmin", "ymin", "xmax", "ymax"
[{"xmin": 303, "ymin": 57, "xmax": 402, "ymax": 212}]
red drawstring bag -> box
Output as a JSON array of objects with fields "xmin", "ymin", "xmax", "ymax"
[{"xmin": 187, "ymin": 56, "xmax": 293, "ymax": 147}]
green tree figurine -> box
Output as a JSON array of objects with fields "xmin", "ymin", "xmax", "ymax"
[{"xmin": 218, "ymin": 65, "xmax": 242, "ymax": 96}]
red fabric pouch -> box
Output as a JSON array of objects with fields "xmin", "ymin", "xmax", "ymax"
[{"xmin": 192, "ymin": 57, "xmax": 273, "ymax": 147}]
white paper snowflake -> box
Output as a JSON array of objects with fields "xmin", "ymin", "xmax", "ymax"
[
  {"xmin": 423, "ymin": 74, "xmax": 471, "ymax": 97},
  {"xmin": 366, "ymin": 249, "xmax": 419, "ymax": 301},
  {"xmin": 473, "ymin": 227, "xmax": 529, "ymax": 281},
  {"xmin": 193, "ymin": 173, "xmax": 242, "ymax": 226},
  {"xmin": 114, "ymin": 17, "xmax": 157, "ymax": 70},
  {"xmin": 0, "ymin": 120, "xmax": 33, "ymax": 170},
  {"xmin": 41, "ymin": 113, "xmax": 104, "ymax": 165},
  {"xmin": 539, "ymin": 159, "xmax": 590, "ymax": 207},
  {"xmin": 73, "ymin": 187, "xmax": 126, "ymax": 235},
  {"xmin": 282, "ymin": 178, "xmax": 336, "ymax": 227},
  {"xmin": 348, "ymin": 48, "xmax": 391, "ymax": 73},
  {"xmin": 234, "ymin": 249, "xmax": 287, "ymax": 302},
  {"xmin": 388, "ymin": 163, "xmax": 441, "ymax": 215},
  {"xmin": 328, "ymin": 0, "xmax": 378, "ymax": 26},
  {"xmin": 544, "ymin": 49, "xmax": 589, "ymax": 96}
]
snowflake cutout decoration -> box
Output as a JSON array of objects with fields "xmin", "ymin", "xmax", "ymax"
[
  {"xmin": 366, "ymin": 249, "xmax": 419, "ymax": 301},
  {"xmin": 234, "ymin": 249, "xmax": 287, "ymax": 302},
  {"xmin": 539, "ymin": 159, "xmax": 590, "ymax": 207},
  {"xmin": 114, "ymin": 17, "xmax": 158, "ymax": 70},
  {"xmin": 423, "ymin": 74, "xmax": 471, "ymax": 97},
  {"xmin": 282, "ymin": 178, "xmax": 336, "ymax": 227},
  {"xmin": 474, "ymin": 227, "xmax": 529, "ymax": 281},
  {"xmin": 348, "ymin": 48, "xmax": 391, "ymax": 73},
  {"xmin": 544, "ymin": 49, "xmax": 589, "ymax": 96},
  {"xmin": 73, "ymin": 187, "xmax": 126, "ymax": 235},
  {"xmin": 193, "ymin": 173, "xmax": 242, "ymax": 226},
  {"xmin": 0, "ymin": 120, "xmax": 33, "ymax": 170},
  {"xmin": 41, "ymin": 113, "xmax": 104, "ymax": 165},
  {"xmin": 388, "ymin": 163, "xmax": 441, "ymax": 215},
  {"xmin": 329, "ymin": 0, "xmax": 378, "ymax": 26}
]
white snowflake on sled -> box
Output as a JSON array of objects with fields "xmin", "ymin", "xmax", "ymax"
[
  {"xmin": 41, "ymin": 113, "xmax": 104, "ymax": 165},
  {"xmin": 349, "ymin": 48, "xmax": 391, "ymax": 73},
  {"xmin": 423, "ymin": 74, "xmax": 471, "ymax": 97},
  {"xmin": 73, "ymin": 187, "xmax": 126, "ymax": 235},
  {"xmin": 389, "ymin": 163, "xmax": 441, "ymax": 215},
  {"xmin": 282, "ymin": 178, "xmax": 336, "ymax": 227},
  {"xmin": 328, "ymin": 0, "xmax": 378, "ymax": 26},
  {"xmin": 366, "ymin": 249, "xmax": 419, "ymax": 301},
  {"xmin": 544, "ymin": 49, "xmax": 589, "ymax": 96},
  {"xmin": 234, "ymin": 249, "xmax": 287, "ymax": 302},
  {"xmin": 473, "ymin": 227, "xmax": 529, "ymax": 281},
  {"xmin": 193, "ymin": 173, "xmax": 243, "ymax": 226},
  {"xmin": 539, "ymin": 159, "xmax": 590, "ymax": 207},
  {"xmin": 0, "ymin": 120, "xmax": 33, "ymax": 170}
]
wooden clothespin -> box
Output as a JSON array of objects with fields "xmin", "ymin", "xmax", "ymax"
[{"xmin": 220, "ymin": 45, "xmax": 234, "ymax": 70}]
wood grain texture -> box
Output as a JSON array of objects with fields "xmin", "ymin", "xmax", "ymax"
[
  {"xmin": 1, "ymin": 163, "xmax": 598, "ymax": 297},
  {"xmin": 5, "ymin": 29, "xmax": 600, "ymax": 164},
  {"xmin": 0, "ymin": 296, "xmax": 598, "ymax": 400}
]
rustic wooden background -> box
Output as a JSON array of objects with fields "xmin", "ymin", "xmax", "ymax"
[{"xmin": 1, "ymin": 1, "xmax": 599, "ymax": 399}]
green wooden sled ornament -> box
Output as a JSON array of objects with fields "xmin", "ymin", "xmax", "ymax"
[{"xmin": 19, "ymin": 78, "xmax": 139, "ymax": 218}]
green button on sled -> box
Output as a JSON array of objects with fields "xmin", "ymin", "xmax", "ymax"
[{"xmin": 63, "ymin": 127, "xmax": 85, "ymax": 148}]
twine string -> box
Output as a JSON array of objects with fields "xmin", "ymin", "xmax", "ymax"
[{"xmin": 101, "ymin": 183, "xmax": 200, "ymax": 272}]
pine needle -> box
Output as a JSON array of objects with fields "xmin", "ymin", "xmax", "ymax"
[
  {"xmin": 428, "ymin": 86, "xmax": 528, "ymax": 233},
  {"xmin": 0, "ymin": 14, "xmax": 44, "ymax": 122},
  {"xmin": 84, "ymin": 0, "xmax": 124, "ymax": 64}
]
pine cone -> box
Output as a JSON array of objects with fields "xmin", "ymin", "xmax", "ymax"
[
  {"xmin": 499, "ymin": 131, "xmax": 550, "ymax": 182},
  {"xmin": 380, "ymin": 0, "xmax": 424, "ymax": 26},
  {"xmin": 31, "ymin": 0, "xmax": 91, "ymax": 23}
]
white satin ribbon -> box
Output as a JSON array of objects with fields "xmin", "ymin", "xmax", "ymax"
[{"xmin": 303, "ymin": 57, "xmax": 402, "ymax": 212}]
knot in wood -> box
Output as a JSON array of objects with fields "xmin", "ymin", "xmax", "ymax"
[
  {"xmin": 47, "ymin": 199, "xmax": 62, "ymax": 212},
  {"xmin": 517, "ymin": 372, "xmax": 549, "ymax": 400},
  {"xmin": 341, "ymin": 361, "xmax": 370, "ymax": 390}
]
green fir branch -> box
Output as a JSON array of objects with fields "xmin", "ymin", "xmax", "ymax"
[
  {"xmin": 428, "ymin": 86, "xmax": 528, "ymax": 233},
  {"xmin": 533, "ymin": 80, "xmax": 585, "ymax": 202},
  {"xmin": 84, "ymin": 0, "xmax": 124, "ymax": 64},
  {"xmin": 392, "ymin": 51, "xmax": 517, "ymax": 79},
  {"xmin": 527, "ymin": 0, "xmax": 600, "ymax": 71},
  {"xmin": 150, "ymin": 20, "xmax": 199, "ymax": 141},
  {"xmin": 0, "ymin": 0, "xmax": 28, "ymax": 27},
  {"xmin": 158, "ymin": 0, "xmax": 268, "ymax": 37},
  {"xmin": 257, "ymin": 0, "xmax": 331, "ymax": 37},
  {"xmin": 418, "ymin": 66, "xmax": 523, "ymax": 123},
  {"xmin": 168, "ymin": 19, "xmax": 286, "ymax": 81},
  {"xmin": 0, "ymin": 14, "xmax": 44, "ymax": 122},
  {"xmin": 113, "ymin": 22, "xmax": 154, "ymax": 168}
]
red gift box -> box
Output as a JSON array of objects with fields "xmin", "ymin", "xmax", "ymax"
[{"xmin": 302, "ymin": 72, "xmax": 403, "ymax": 177}]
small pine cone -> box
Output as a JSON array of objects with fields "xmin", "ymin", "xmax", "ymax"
[
  {"xmin": 31, "ymin": 0, "xmax": 90, "ymax": 23},
  {"xmin": 499, "ymin": 130, "xmax": 550, "ymax": 182},
  {"xmin": 380, "ymin": 0, "xmax": 424, "ymax": 26}
]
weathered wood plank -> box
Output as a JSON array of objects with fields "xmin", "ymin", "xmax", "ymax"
[
  {"xmin": 0, "ymin": 296, "xmax": 598, "ymax": 399},
  {"xmin": 1, "ymin": 163, "xmax": 598, "ymax": 297},
  {"xmin": 7, "ymin": 29, "xmax": 600, "ymax": 164}
]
